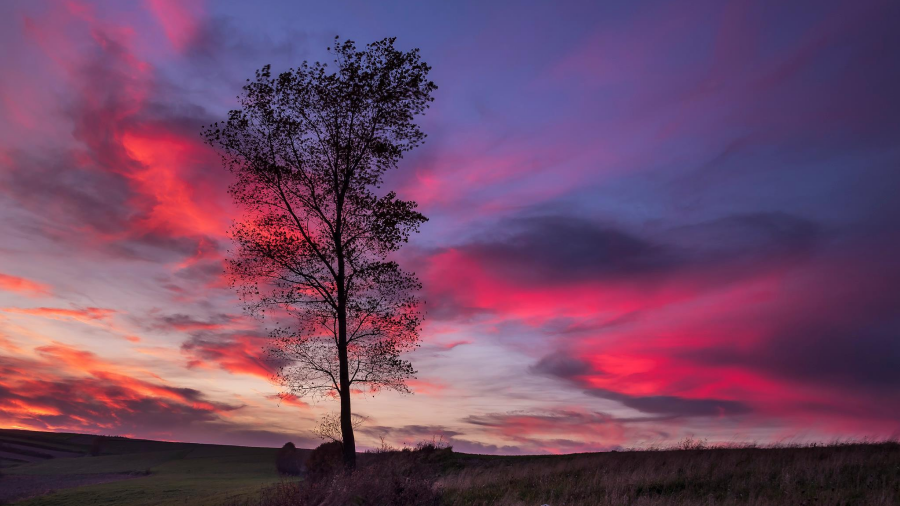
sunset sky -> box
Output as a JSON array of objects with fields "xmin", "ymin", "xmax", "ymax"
[{"xmin": 1, "ymin": 0, "xmax": 899, "ymax": 454}]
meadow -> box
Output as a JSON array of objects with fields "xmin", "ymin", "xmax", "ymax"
[
  {"xmin": 1, "ymin": 429, "xmax": 898, "ymax": 505},
  {"xmin": 0, "ymin": 429, "xmax": 297, "ymax": 506},
  {"xmin": 436, "ymin": 442, "xmax": 900, "ymax": 505}
]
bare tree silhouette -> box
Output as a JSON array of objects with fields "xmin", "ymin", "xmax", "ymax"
[{"xmin": 204, "ymin": 37, "xmax": 434, "ymax": 468}]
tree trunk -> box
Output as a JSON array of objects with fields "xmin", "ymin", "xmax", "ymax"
[
  {"xmin": 336, "ymin": 183, "xmax": 355, "ymax": 469},
  {"xmin": 337, "ymin": 290, "xmax": 356, "ymax": 468}
]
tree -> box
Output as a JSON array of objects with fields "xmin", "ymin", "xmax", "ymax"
[
  {"xmin": 203, "ymin": 37, "xmax": 435, "ymax": 468},
  {"xmin": 313, "ymin": 411, "xmax": 368, "ymax": 443}
]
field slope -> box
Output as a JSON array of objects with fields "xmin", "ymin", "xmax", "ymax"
[
  {"xmin": 0, "ymin": 429, "xmax": 297, "ymax": 506},
  {"xmin": 2, "ymin": 430, "xmax": 899, "ymax": 506}
]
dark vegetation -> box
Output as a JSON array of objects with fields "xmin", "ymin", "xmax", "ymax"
[
  {"xmin": 89, "ymin": 436, "xmax": 107, "ymax": 457},
  {"xmin": 235, "ymin": 440, "xmax": 900, "ymax": 506},
  {"xmin": 2, "ymin": 429, "xmax": 899, "ymax": 505},
  {"xmin": 232, "ymin": 440, "xmax": 452, "ymax": 506},
  {"xmin": 0, "ymin": 444, "xmax": 54, "ymax": 461},
  {"xmin": 274, "ymin": 443, "xmax": 302, "ymax": 477},
  {"xmin": 303, "ymin": 441, "xmax": 343, "ymax": 481},
  {"xmin": 436, "ymin": 442, "xmax": 900, "ymax": 505}
]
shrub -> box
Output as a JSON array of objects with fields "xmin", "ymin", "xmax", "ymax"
[
  {"xmin": 237, "ymin": 441, "xmax": 446, "ymax": 506},
  {"xmin": 414, "ymin": 436, "xmax": 452, "ymax": 455},
  {"xmin": 88, "ymin": 436, "xmax": 106, "ymax": 456},
  {"xmin": 275, "ymin": 442, "xmax": 302, "ymax": 476},
  {"xmin": 677, "ymin": 435, "xmax": 708, "ymax": 451},
  {"xmin": 305, "ymin": 440, "xmax": 343, "ymax": 480}
]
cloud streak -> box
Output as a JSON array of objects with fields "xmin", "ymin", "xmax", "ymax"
[{"xmin": 0, "ymin": 273, "xmax": 51, "ymax": 297}]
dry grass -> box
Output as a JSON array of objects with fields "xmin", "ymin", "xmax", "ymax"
[
  {"xmin": 230, "ymin": 443, "xmax": 450, "ymax": 506},
  {"xmin": 438, "ymin": 442, "xmax": 900, "ymax": 505},
  {"xmin": 236, "ymin": 440, "xmax": 900, "ymax": 506}
]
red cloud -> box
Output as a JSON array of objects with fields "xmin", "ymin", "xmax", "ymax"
[
  {"xmin": 0, "ymin": 273, "xmax": 51, "ymax": 297},
  {"xmin": 2, "ymin": 0, "xmax": 231, "ymax": 265},
  {"xmin": 182, "ymin": 333, "xmax": 273, "ymax": 380},
  {"xmin": 121, "ymin": 131, "xmax": 229, "ymax": 240},
  {"xmin": 0, "ymin": 343, "xmax": 239, "ymax": 435},
  {"xmin": 267, "ymin": 393, "xmax": 310, "ymax": 410},
  {"xmin": 421, "ymin": 214, "xmax": 900, "ymax": 438}
]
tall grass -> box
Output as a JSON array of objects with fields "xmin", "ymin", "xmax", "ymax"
[
  {"xmin": 236, "ymin": 440, "xmax": 900, "ymax": 506},
  {"xmin": 232, "ymin": 442, "xmax": 451, "ymax": 506},
  {"xmin": 439, "ymin": 441, "xmax": 900, "ymax": 505}
]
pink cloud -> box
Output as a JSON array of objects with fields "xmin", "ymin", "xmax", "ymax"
[
  {"xmin": 4, "ymin": 306, "xmax": 116, "ymax": 325},
  {"xmin": 144, "ymin": 0, "xmax": 204, "ymax": 52},
  {"xmin": 0, "ymin": 273, "xmax": 51, "ymax": 297}
]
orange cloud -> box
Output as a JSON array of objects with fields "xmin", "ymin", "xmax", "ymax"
[
  {"xmin": 3, "ymin": 306, "xmax": 116, "ymax": 326},
  {"xmin": 268, "ymin": 393, "xmax": 310, "ymax": 410},
  {"xmin": 0, "ymin": 331, "xmax": 20, "ymax": 353},
  {"xmin": 0, "ymin": 342, "xmax": 240, "ymax": 435},
  {"xmin": 182, "ymin": 333, "xmax": 273, "ymax": 379},
  {"xmin": 0, "ymin": 273, "xmax": 51, "ymax": 297}
]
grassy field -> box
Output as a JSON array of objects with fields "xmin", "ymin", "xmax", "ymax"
[
  {"xmin": 0, "ymin": 429, "xmax": 297, "ymax": 506},
  {"xmin": 437, "ymin": 443, "xmax": 900, "ymax": 505},
  {"xmin": 1, "ymin": 430, "xmax": 899, "ymax": 505},
  {"xmin": 237, "ymin": 441, "xmax": 900, "ymax": 506}
]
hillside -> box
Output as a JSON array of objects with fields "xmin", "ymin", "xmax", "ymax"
[
  {"xmin": 1, "ymin": 429, "xmax": 899, "ymax": 505},
  {"xmin": 0, "ymin": 429, "xmax": 297, "ymax": 505}
]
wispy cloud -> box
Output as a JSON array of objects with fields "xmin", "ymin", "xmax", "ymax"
[{"xmin": 0, "ymin": 273, "xmax": 51, "ymax": 297}]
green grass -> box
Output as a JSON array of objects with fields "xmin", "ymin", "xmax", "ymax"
[
  {"xmin": 4, "ymin": 450, "xmax": 187, "ymax": 476},
  {"xmin": 0, "ymin": 436, "xmax": 87, "ymax": 454},
  {"xmin": 11, "ymin": 454, "xmax": 285, "ymax": 506},
  {"xmin": 1, "ymin": 430, "xmax": 292, "ymax": 506},
  {"xmin": 0, "ymin": 431, "xmax": 82, "ymax": 444}
]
